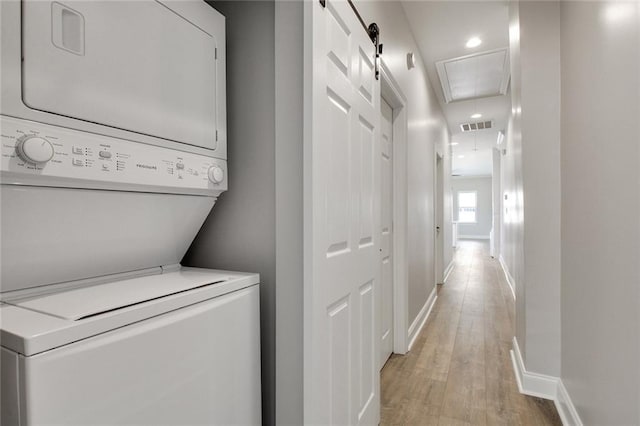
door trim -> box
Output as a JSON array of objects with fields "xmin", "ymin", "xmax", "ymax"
[{"xmin": 379, "ymin": 60, "xmax": 409, "ymax": 355}]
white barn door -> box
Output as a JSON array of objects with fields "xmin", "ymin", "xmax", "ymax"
[{"xmin": 305, "ymin": 0, "xmax": 381, "ymax": 424}]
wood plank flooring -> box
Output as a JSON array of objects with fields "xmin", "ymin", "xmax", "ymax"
[{"xmin": 380, "ymin": 240, "xmax": 561, "ymax": 426}]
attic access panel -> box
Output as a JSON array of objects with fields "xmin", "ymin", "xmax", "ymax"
[{"xmin": 436, "ymin": 48, "xmax": 510, "ymax": 103}]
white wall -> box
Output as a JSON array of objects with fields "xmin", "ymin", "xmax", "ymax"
[
  {"xmin": 502, "ymin": 2, "xmax": 640, "ymax": 422},
  {"xmin": 560, "ymin": 1, "xmax": 639, "ymax": 423},
  {"xmin": 501, "ymin": 0, "xmax": 562, "ymax": 378},
  {"xmin": 452, "ymin": 176, "xmax": 492, "ymax": 239},
  {"xmin": 520, "ymin": 0, "xmax": 562, "ymax": 377}
]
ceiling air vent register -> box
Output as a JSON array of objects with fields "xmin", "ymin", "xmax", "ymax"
[{"xmin": 460, "ymin": 120, "xmax": 493, "ymax": 132}]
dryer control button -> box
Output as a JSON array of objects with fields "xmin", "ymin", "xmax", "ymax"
[
  {"xmin": 207, "ymin": 165, "xmax": 224, "ymax": 184},
  {"xmin": 16, "ymin": 136, "xmax": 55, "ymax": 164},
  {"xmin": 99, "ymin": 151, "xmax": 112, "ymax": 159},
  {"xmin": 176, "ymin": 162, "xmax": 185, "ymax": 170}
]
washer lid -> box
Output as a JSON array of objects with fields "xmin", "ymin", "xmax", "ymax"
[
  {"xmin": 1, "ymin": 268, "xmax": 259, "ymax": 356},
  {"xmin": 13, "ymin": 269, "xmax": 229, "ymax": 321}
]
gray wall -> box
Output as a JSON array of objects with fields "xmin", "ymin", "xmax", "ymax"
[
  {"xmin": 560, "ymin": 1, "xmax": 639, "ymax": 423},
  {"xmin": 185, "ymin": 3, "xmax": 305, "ymax": 425},
  {"xmin": 452, "ymin": 176, "xmax": 492, "ymax": 238},
  {"xmin": 357, "ymin": 2, "xmax": 451, "ymax": 327},
  {"xmin": 183, "ymin": 2, "xmax": 278, "ymax": 424},
  {"xmin": 274, "ymin": 1, "xmax": 304, "ymax": 425},
  {"xmin": 186, "ymin": 2, "xmax": 450, "ymax": 423}
]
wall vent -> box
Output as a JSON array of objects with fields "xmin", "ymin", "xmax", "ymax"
[{"xmin": 460, "ymin": 120, "xmax": 493, "ymax": 132}]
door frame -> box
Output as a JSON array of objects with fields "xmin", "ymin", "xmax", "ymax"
[{"xmin": 379, "ymin": 60, "xmax": 409, "ymax": 355}]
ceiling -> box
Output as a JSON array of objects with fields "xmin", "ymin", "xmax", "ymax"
[{"xmin": 401, "ymin": 1, "xmax": 511, "ymax": 177}]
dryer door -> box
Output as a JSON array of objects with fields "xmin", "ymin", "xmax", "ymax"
[{"xmin": 21, "ymin": 0, "xmax": 223, "ymax": 151}]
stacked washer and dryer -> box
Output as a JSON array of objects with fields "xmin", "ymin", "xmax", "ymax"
[{"xmin": 0, "ymin": 1, "xmax": 261, "ymax": 425}]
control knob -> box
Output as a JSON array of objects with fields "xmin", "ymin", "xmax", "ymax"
[
  {"xmin": 16, "ymin": 136, "xmax": 55, "ymax": 164},
  {"xmin": 208, "ymin": 165, "xmax": 224, "ymax": 184}
]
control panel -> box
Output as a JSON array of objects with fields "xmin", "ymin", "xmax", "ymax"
[{"xmin": 0, "ymin": 116, "xmax": 227, "ymax": 195}]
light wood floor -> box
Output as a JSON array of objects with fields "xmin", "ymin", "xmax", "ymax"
[{"xmin": 380, "ymin": 240, "xmax": 561, "ymax": 426}]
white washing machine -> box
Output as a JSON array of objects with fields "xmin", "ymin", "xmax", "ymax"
[
  {"xmin": 0, "ymin": 1, "xmax": 261, "ymax": 424},
  {"xmin": 1, "ymin": 268, "xmax": 261, "ymax": 425}
]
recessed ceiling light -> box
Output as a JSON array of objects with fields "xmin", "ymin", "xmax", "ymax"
[
  {"xmin": 605, "ymin": 3, "xmax": 635, "ymax": 22},
  {"xmin": 471, "ymin": 113, "xmax": 482, "ymax": 119},
  {"xmin": 466, "ymin": 37, "xmax": 482, "ymax": 48},
  {"xmin": 458, "ymin": 155, "xmax": 465, "ymax": 159},
  {"xmin": 450, "ymin": 142, "xmax": 459, "ymax": 146}
]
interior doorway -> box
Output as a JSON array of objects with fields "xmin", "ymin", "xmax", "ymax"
[{"xmin": 379, "ymin": 61, "xmax": 409, "ymax": 358}]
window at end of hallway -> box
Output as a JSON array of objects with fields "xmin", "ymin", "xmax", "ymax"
[{"xmin": 458, "ymin": 191, "xmax": 477, "ymax": 223}]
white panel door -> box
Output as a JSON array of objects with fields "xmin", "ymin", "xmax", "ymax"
[
  {"xmin": 380, "ymin": 98, "xmax": 393, "ymax": 369},
  {"xmin": 306, "ymin": 0, "xmax": 381, "ymax": 424}
]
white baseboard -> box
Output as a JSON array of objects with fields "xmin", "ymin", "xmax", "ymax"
[
  {"xmin": 555, "ymin": 379, "xmax": 583, "ymax": 426},
  {"xmin": 510, "ymin": 337, "xmax": 583, "ymax": 426},
  {"xmin": 407, "ymin": 286, "xmax": 437, "ymax": 351},
  {"xmin": 510, "ymin": 337, "xmax": 558, "ymax": 399},
  {"xmin": 443, "ymin": 260, "xmax": 455, "ymax": 283},
  {"xmin": 498, "ymin": 255, "xmax": 516, "ymax": 300},
  {"xmin": 458, "ymin": 234, "xmax": 490, "ymax": 240}
]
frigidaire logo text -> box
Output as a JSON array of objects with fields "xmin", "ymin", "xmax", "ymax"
[{"xmin": 136, "ymin": 163, "xmax": 157, "ymax": 170}]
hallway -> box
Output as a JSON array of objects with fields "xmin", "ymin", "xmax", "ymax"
[{"xmin": 381, "ymin": 240, "xmax": 561, "ymax": 425}]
